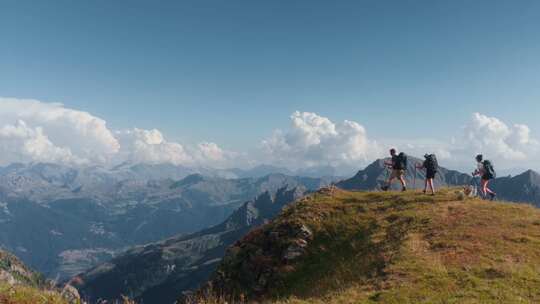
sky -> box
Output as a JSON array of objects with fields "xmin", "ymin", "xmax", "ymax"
[{"xmin": 1, "ymin": 0, "xmax": 540, "ymax": 174}]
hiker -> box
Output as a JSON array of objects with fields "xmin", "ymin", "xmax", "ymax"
[
  {"xmin": 381, "ymin": 148, "xmax": 407, "ymax": 192},
  {"xmin": 472, "ymin": 154, "xmax": 497, "ymax": 200},
  {"xmin": 416, "ymin": 154, "xmax": 438, "ymax": 195}
]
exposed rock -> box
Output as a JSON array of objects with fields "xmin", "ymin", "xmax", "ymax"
[
  {"xmin": 61, "ymin": 284, "xmax": 82, "ymax": 304},
  {"xmin": 317, "ymin": 185, "xmax": 337, "ymax": 196},
  {"xmin": 296, "ymin": 224, "xmax": 313, "ymax": 240},
  {"xmin": 0, "ymin": 270, "xmax": 16, "ymax": 285},
  {"xmin": 0, "ymin": 249, "xmax": 43, "ymax": 286},
  {"xmin": 200, "ymin": 219, "xmax": 316, "ymax": 300},
  {"xmin": 283, "ymin": 239, "xmax": 308, "ymax": 261}
]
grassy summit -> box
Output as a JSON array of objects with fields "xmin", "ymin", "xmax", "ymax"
[{"xmin": 196, "ymin": 188, "xmax": 540, "ymax": 304}]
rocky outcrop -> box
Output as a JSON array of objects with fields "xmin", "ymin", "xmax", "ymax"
[
  {"xmin": 199, "ymin": 193, "xmax": 319, "ymax": 300},
  {"xmin": 208, "ymin": 222, "xmax": 314, "ymax": 296},
  {"xmin": 60, "ymin": 284, "xmax": 82, "ymax": 304},
  {"xmin": 0, "ymin": 249, "xmax": 43, "ymax": 287},
  {"xmin": 0, "ymin": 248, "xmax": 83, "ymax": 304}
]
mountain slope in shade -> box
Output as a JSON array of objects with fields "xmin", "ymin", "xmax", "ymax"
[
  {"xmin": 336, "ymin": 157, "xmax": 471, "ymax": 190},
  {"xmin": 73, "ymin": 187, "xmax": 307, "ymax": 304}
]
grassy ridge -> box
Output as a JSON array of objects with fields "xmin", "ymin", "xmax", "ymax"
[
  {"xmin": 0, "ymin": 284, "xmax": 69, "ymax": 304},
  {"xmin": 195, "ymin": 188, "xmax": 540, "ymax": 304}
]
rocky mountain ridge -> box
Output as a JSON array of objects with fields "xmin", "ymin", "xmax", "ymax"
[{"xmin": 73, "ymin": 187, "xmax": 307, "ymax": 304}]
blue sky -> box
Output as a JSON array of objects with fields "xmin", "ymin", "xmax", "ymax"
[{"xmin": 1, "ymin": 1, "xmax": 540, "ymax": 172}]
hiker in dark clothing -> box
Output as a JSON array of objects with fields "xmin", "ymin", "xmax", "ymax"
[
  {"xmin": 381, "ymin": 148, "xmax": 407, "ymax": 192},
  {"xmin": 416, "ymin": 154, "xmax": 438, "ymax": 195},
  {"xmin": 472, "ymin": 154, "xmax": 497, "ymax": 200}
]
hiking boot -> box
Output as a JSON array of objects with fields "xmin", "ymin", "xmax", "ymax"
[
  {"xmin": 489, "ymin": 193, "xmax": 497, "ymax": 201},
  {"xmin": 402, "ymin": 186, "xmax": 407, "ymax": 192},
  {"xmin": 381, "ymin": 185, "xmax": 389, "ymax": 191}
]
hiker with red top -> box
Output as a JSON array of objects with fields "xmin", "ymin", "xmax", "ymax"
[
  {"xmin": 472, "ymin": 154, "xmax": 497, "ymax": 200},
  {"xmin": 416, "ymin": 154, "xmax": 438, "ymax": 195},
  {"xmin": 381, "ymin": 148, "xmax": 407, "ymax": 192}
]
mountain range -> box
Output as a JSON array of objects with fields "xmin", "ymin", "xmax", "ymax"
[
  {"xmin": 2, "ymin": 158, "xmax": 540, "ymax": 304},
  {"xmin": 0, "ymin": 162, "xmax": 334, "ymax": 280},
  {"xmin": 72, "ymin": 187, "xmax": 306, "ymax": 304},
  {"xmin": 71, "ymin": 157, "xmax": 478, "ymax": 303},
  {"xmin": 336, "ymin": 156, "xmax": 471, "ymax": 190},
  {"xmin": 490, "ymin": 169, "xmax": 540, "ymax": 206}
]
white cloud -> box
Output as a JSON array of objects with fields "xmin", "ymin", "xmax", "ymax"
[
  {"xmin": 114, "ymin": 128, "xmax": 194, "ymax": 166},
  {"xmin": 259, "ymin": 111, "xmax": 539, "ymax": 173},
  {"xmin": 462, "ymin": 113, "xmax": 538, "ymax": 162},
  {"xmin": 0, "ymin": 120, "xmax": 83, "ymax": 164},
  {"xmin": 1, "ymin": 98, "xmax": 538, "ymax": 174},
  {"xmin": 390, "ymin": 113, "xmax": 539, "ymax": 171},
  {"xmin": 0, "ymin": 98, "xmax": 236, "ymax": 168},
  {"xmin": 0, "ymin": 98, "xmax": 120, "ymax": 165},
  {"xmin": 261, "ymin": 111, "xmax": 382, "ymax": 169},
  {"xmin": 196, "ymin": 142, "xmax": 225, "ymax": 162}
]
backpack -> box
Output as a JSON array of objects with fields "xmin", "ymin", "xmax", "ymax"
[
  {"xmin": 395, "ymin": 152, "xmax": 408, "ymax": 170},
  {"xmin": 483, "ymin": 160, "xmax": 496, "ymax": 179},
  {"xmin": 424, "ymin": 154, "xmax": 438, "ymax": 172}
]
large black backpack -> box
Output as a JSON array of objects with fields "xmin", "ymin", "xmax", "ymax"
[
  {"xmin": 424, "ymin": 154, "xmax": 438, "ymax": 172},
  {"xmin": 395, "ymin": 152, "xmax": 408, "ymax": 170},
  {"xmin": 483, "ymin": 160, "xmax": 496, "ymax": 179}
]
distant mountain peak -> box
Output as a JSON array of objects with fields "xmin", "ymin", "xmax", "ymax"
[{"xmin": 336, "ymin": 157, "xmax": 471, "ymax": 191}]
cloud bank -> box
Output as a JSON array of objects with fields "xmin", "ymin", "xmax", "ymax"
[
  {"xmin": 0, "ymin": 98, "xmax": 233, "ymax": 167},
  {"xmin": 261, "ymin": 111, "xmax": 382, "ymax": 169},
  {"xmin": 0, "ymin": 97, "xmax": 537, "ymax": 173},
  {"xmin": 462, "ymin": 113, "xmax": 538, "ymax": 161}
]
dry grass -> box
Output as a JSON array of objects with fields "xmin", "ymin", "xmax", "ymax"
[
  {"xmin": 0, "ymin": 284, "xmax": 71, "ymax": 304},
  {"xmin": 0, "ymin": 284, "xmax": 138, "ymax": 304},
  {"xmin": 193, "ymin": 188, "xmax": 540, "ymax": 304}
]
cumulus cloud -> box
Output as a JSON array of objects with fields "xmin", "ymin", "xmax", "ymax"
[
  {"xmin": 0, "ymin": 120, "xmax": 83, "ymax": 164},
  {"xmin": 114, "ymin": 128, "xmax": 194, "ymax": 165},
  {"xmin": 0, "ymin": 98, "xmax": 235, "ymax": 167},
  {"xmin": 462, "ymin": 113, "xmax": 538, "ymax": 161},
  {"xmin": 0, "ymin": 98, "xmax": 120, "ymax": 165},
  {"xmin": 196, "ymin": 142, "xmax": 225, "ymax": 162},
  {"xmin": 2, "ymin": 97, "xmax": 538, "ymax": 174},
  {"xmin": 114, "ymin": 130, "xmax": 240, "ymax": 168},
  {"xmin": 261, "ymin": 111, "xmax": 382, "ymax": 169},
  {"xmin": 260, "ymin": 111, "xmax": 540, "ymax": 173}
]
